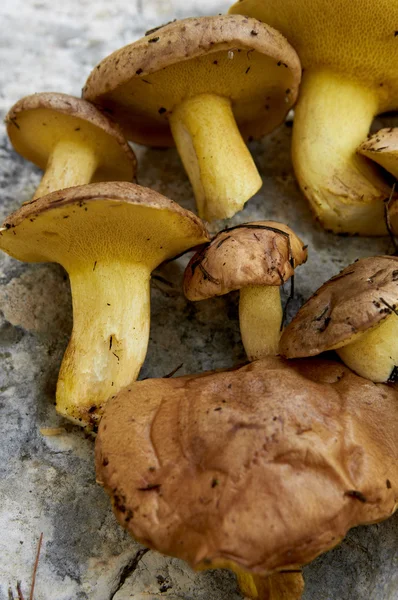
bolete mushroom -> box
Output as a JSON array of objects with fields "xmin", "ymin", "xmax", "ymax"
[
  {"xmin": 358, "ymin": 129, "xmax": 398, "ymax": 180},
  {"xmin": 82, "ymin": 15, "xmax": 301, "ymax": 222},
  {"xmin": 0, "ymin": 182, "xmax": 209, "ymax": 427},
  {"xmin": 5, "ymin": 93, "xmax": 137, "ymax": 200},
  {"xmin": 184, "ymin": 222, "xmax": 308, "ymax": 359},
  {"xmin": 280, "ymin": 256, "xmax": 398, "ymax": 383},
  {"xmin": 96, "ymin": 356, "xmax": 398, "ymax": 598},
  {"xmin": 229, "ymin": 0, "xmax": 398, "ymax": 235}
]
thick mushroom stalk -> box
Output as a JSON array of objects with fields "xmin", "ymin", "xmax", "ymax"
[
  {"xmin": 336, "ymin": 314, "xmax": 398, "ymax": 383},
  {"xmin": 239, "ymin": 285, "xmax": 282, "ymax": 359},
  {"xmin": 33, "ymin": 138, "xmax": 99, "ymax": 199},
  {"xmin": 5, "ymin": 93, "xmax": 136, "ymax": 203},
  {"xmin": 0, "ymin": 182, "xmax": 209, "ymax": 427},
  {"xmin": 292, "ymin": 72, "xmax": 387, "ymax": 235},
  {"xmin": 169, "ymin": 94, "xmax": 262, "ymax": 221},
  {"xmin": 56, "ymin": 263, "xmax": 150, "ymax": 424},
  {"xmin": 237, "ymin": 570, "xmax": 304, "ymax": 600},
  {"xmin": 280, "ymin": 256, "xmax": 398, "ymax": 383}
]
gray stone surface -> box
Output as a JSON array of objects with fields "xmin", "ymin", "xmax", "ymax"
[{"xmin": 0, "ymin": 1, "xmax": 397, "ymax": 598}]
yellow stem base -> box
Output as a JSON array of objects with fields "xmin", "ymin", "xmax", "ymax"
[
  {"xmin": 169, "ymin": 93, "xmax": 262, "ymax": 221},
  {"xmin": 237, "ymin": 570, "xmax": 304, "ymax": 600}
]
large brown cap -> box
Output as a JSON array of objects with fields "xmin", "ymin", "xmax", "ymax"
[
  {"xmin": 82, "ymin": 15, "xmax": 301, "ymax": 146},
  {"xmin": 96, "ymin": 356, "xmax": 398, "ymax": 575},
  {"xmin": 280, "ymin": 256, "xmax": 398, "ymax": 358},
  {"xmin": 5, "ymin": 92, "xmax": 137, "ymax": 181},
  {"xmin": 184, "ymin": 221, "xmax": 308, "ymax": 300}
]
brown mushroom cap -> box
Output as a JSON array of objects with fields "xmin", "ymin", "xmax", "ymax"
[
  {"xmin": 280, "ymin": 256, "xmax": 398, "ymax": 358},
  {"xmin": 96, "ymin": 356, "xmax": 398, "ymax": 575},
  {"xmin": 184, "ymin": 221, "xmax": 308, "ymax": 300},
  {"xmin": 5, "ymin": 93, "xmax": 137, "ymax": 181},
  {"xmin": 357, "ymin": 128, "xmax": 398, "ymax": 179},
  {"xmin": 82, "ymin": 15, "xmax": 301, "ymax": 146}
]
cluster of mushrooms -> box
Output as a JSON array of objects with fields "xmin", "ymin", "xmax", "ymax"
[{"xmin": 1, "ymin": 0, "xmax": 398, "ymax": 598}]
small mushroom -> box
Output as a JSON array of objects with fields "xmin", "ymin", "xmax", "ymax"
[
  {"xmin": 83, "ymin": 15, "xmax": 301, "ymax": 221},
  {"xmin": 280, "ymin": 256, "xmax": 398, "ymax": 383},
  {"xmin": 358, "ymin": 129, "xmax": 398, "ymax": 180},
  {"xmin": 5, "ymin": 93, "xmax": 137, "ymax": 201},
  {"xmin": 184, "ymin": 222, "xmax": 308, "ymax": 359},
  {"xmin": 230, "ymin": 0, "xmax": 398, "ymax": 235},
  {"xmin": 0, "ymin": 182, "xmax": 209, "ymax": 427},
  {"xmin": 96, "ymin": 356, "xmax": 398, "ymax": 596}
]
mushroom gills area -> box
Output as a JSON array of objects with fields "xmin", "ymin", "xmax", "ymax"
[
  {"xmin": 336, "ymin": 314, "xmax": 398, "ymax": 382},
  {"xmin": 239, "ymin": 284, "xmax": 282, "ymax": 359},
  {"xmin": 33, "ymin": 138, "xmax": 98, "ymax": 200},
  {"xmin": 169, "ymin": 94, "xmax": 262, "ymax": 221},
  {"xmin": 236, "ymin": 569, "xmax": 304, "ymax": 599},
  {"xmin": 292, "ymin": 71, "xmax": 387, "ymax": 235},
  {"xmin": 56, "ymin": 262, "xmax": 150, "ymax": 426}
]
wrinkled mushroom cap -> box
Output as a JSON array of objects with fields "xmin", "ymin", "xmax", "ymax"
[
  {"xmin": 184, "ymin": 221, "xmax": 307, "ymax": 300},
  {"xmin": 83, "ymin": 15, "xmax": 301, "ymax": 146},
  {"xmin": 96, "ymin": 356, "xmax": 398, "ymax": 574},
  {"xmin": 358, "ymin": 128, "xmax": 398, "ymax": 180},
  {"xmin": 230, "ymin": 0, "xmax": 398, "ymax": 112},
  {"xmin": 5, "ymin": 93, "xmax": 137, "ymax": 181},
  {"xmin": 0, "ymin": 182, "xmax": 209, "ymax": 270},
  {"xmin": 280, "ymin": 256, "xmax": 398, "ymax": 358}
]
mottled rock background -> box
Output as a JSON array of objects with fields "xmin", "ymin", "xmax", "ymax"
[{"xmin": 0, "ymin": 1, "xmax": 397, "ymax": 598}]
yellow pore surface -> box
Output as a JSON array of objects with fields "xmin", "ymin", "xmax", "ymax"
[
  {"xmin": 230, "ymin": 0, "xmax": 398, "ymax": 110},
  {"xmin": 7, "ymin": 108, "xmax": 133, "ymax": 182}
]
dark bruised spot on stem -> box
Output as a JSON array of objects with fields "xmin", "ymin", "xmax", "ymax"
[
  {"xmin": 245, "ymin": 66, "xmax": 251, "ymax": 74},
  {"xmin": 344, "ymin": 490, "xmax": 367, "ymax": 503},
  {"xmin": 158, "ymin": 107, "xmax": 167, "ymax": 115},
  {"xmin": 109, "ymin": 336, "xmax": 113, "ymax": 350},
  {"xmin": 93, "ymin": 261, "xmax": 97, "ymax": 271}
]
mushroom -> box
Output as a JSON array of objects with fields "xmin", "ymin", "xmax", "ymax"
[
  {"xmin": 358, "ymin": 129, "xmax": 398, "ymax": 180},
  {"xmin": 96, "ymin": 356, "xmax": 398, "ymax": 597},
  {"xmin": 229, "ymin": 0, "xmax": 398, "ymax": 235},
  {"xmin": 280, "ymin": 256, "xmax": 398, "ymax": 383},
  {"xmin": 5, "ymin": 93, "xmax": 137, "ymax": 200},
  {"xmin": 82, "ymin": 15, "xmax": 301, "ymax": 222},
  {"xmin": 0, "ymin": 182, "xmax": 209, "ymax": 427},
  {"xmin": 184, "ymin": 222, "xmax": 308, "ymax": 359}
]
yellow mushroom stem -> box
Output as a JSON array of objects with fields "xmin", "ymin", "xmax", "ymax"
[
  {"xmin": 237, "ymin": 569, "xmax": 304, "ymax": 599},
  {"xmin": 33, "ymin": 138, "xmax": 98, "ymax": 200},
  {"xmin": 336, "ymin": 313, "xmax": 398, "ymax": 382},
  {"xmin": 56, "ymin": 262, "xmax": 150, "ymax": 426},
  {"xmin": 169, "ymin": 93, "xmax": 262, "ymax": 221},
  {"xmin": 292, "ymin": 70, "xmax": 387, "ymax": 235},
  {"xmin": 239, "ymin": 285, "xmax": 282, "ymax": 360}
]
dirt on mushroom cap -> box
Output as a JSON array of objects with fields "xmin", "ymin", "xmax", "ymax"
[
  {"xmin": 279, "ymin": 256, "xmax": 398, "ymax": 358},
  {"xmin": 184, "ymin": 221, "xmax": 308, "ymax": 300},
  {"xmin": 82, "ymin": 15, "xmax": 301, "ymax": 146},
  {"xmin": 96, "ymin": 356, "xmax": 398, "ymax": 574}
]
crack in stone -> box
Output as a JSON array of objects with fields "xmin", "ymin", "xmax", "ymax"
[{"xmin": 109, "ymin": 548, "xmax": 150, "ymax": 599}]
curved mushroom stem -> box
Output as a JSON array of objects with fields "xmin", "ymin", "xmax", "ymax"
[
  {"xmin": 169, "ymin": 93, "xmax": 262, "ymax": 221},
  {"xmin": 292, "ymin": 70, "xmax": 388, "ymax": 235},
  {"xmin": 33, "ymin": 138, "xmax": 98, "ymax": 200},
  {"xmin": 237, "ymin": 570, "xmax": 304, "ymax": 599},
  {"xmin": 336, "ymin": 314, "xmax": 398, "ymax": 382},
  {"xmin": 56, "ymin": 262, "xmax": 150, "ymax": 427},
  {"xmin": 239, "ymin": 285, "xmax": 282, "ymax": 360}
]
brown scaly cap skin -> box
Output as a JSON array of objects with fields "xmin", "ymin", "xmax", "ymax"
[
  {"xmin": 96, "ymin": 356, "xmax": 398, "ymax": 575},
  {"xmin": 5, "ymin": 92, "xmax": 137, "ymax": 175},
  {"xmin": 280, "ymin": 256, "xmax": 398, "ymax": 358},
  {"xmin": 82, "ymin": 15, "xmax": 301, "ymax": 146},
  {"xmin": 184, "ymin": 221, "xmax": 308, "ymax": 300}
]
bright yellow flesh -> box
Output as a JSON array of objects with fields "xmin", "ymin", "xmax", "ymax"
[
  {"xmin": 33, "ymin": 138, "xmax": 98, "ymax": 200},
  {"xmin": 239, "ymin": 285, "xmax": 282, "ymax": 360},
  {"xmin": 169, "ymin": 94, "xmax": 262, "ymax": 221},
  {"xmin": 337, "ymin": 314, "xmax": 398, "ymax": 382},
  {"xmin": 237, "ymin": 570, "xmax": 304, "ymax": 599},
  {"xmin": 292, "ymin": 71, "xmax": 388, "ymax": 235},
  {"xmin": 57, "ymin": 263, "xmax": 150, "ymax": 426},
  {"xmin": 0, "ymin": 196, "xmax": 208, "ymax": 426}
]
